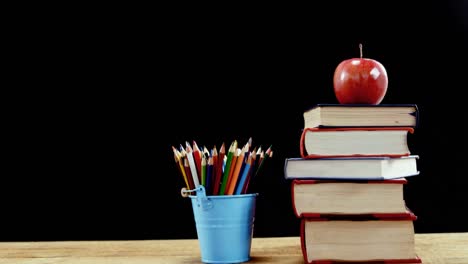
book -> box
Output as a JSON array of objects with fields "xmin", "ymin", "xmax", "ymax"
[
  {"xmin": 300, "ymin": 212, "xmax": 421, "ymax": 263},
  {"xmin": 300, "ymin": 127, "xmax": 414, "ymax": 159},
  {"xmin": 291, "ymin": 179, "xmax": 409, "ymax": 218},
  {"xmin": 284, "ymin": 155, "xmax": 419, "ymax": 180},
  {"xmin": 303, "ymin": 103, "xmax": 419, "ymax": 128}
]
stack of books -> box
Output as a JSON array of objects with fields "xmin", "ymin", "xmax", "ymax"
[{"xmin": 284, "ymin": 104, "xmax": 422, "ymax": 263}]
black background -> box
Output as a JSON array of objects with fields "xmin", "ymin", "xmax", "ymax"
[{"xmin": 4, "ymin": 1, "xmax": 467, "ymax": 241}]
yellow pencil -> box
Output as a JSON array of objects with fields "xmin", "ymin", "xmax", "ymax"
[{"xmin": 172, "ymin": 146, "xmax": 189, "ymax": 189}]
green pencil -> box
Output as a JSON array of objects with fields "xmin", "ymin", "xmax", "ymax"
[
  {"xmin": 219, "ymin": 140, "xmax": 237, "ymax": 195},
  {"xmin": 255, "ymin": 145, "xmax": 272, "ymax": 177},
  {"xmin": 201, "ymin": 156, "xmax": 207, "ymax": 186}
]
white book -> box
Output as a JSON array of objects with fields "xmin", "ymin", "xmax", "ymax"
[{"xmin": 284, "ymin": 155, "xmax": 419, "ymax": 180}]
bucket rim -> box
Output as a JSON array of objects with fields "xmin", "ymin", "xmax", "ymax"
[{"xmin": 188, "ymin": 193, "xmax": 258, "ymax": 199}]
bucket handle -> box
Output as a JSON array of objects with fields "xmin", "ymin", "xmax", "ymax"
[{"xmin": 180, "ymin": 186, "xmax": 213, "ymax": 210}]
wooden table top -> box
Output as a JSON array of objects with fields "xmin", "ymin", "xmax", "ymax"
[{"xmin": 0, "ymin": 233, "xmax": 466, "ymax": 263}]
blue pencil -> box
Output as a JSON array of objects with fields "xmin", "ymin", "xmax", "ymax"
[{"xmin": 234, "ymin": 154, "xmax": 252, "ymax": 195}]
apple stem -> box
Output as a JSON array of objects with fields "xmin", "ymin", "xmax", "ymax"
[{"xmin": 359, "ymin": 43, "xmax": 363, "ymax": 59}]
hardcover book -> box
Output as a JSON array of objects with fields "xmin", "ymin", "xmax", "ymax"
[
  {"xmin": 291, "ymin": 179, "xmax": 409, "ymax": 218},
  {"xmin": 300, "ymin": 212, "xmax": 421, "ymax": 264},
  {"xmin": 303, "ymin": 103, "xmax": 419, "ymax": 128},
  {"xmin": 300, "ymin": 127, "xmax": 414, "ymax": 159},
  {"xmin": 284, "ymin": 155, "xmax": 419, "ymax": 180}
]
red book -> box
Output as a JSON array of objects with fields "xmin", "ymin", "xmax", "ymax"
[
  {"xmin": 299, "ymin": 127, "xmax": 414, "ymax": 159},
  {"xmin": 291, "ymin": 179, "xmax": 410, "ymax": 218},
  {"xmin": 300, "ymin": 212, "xmax": 421, "ymax": 263}
]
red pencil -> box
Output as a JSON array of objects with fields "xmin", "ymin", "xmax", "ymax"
[
  {"xmin": 184, "ymin": 158, "xmax": 195, "ymax": 190},
  {"xmin": 211, "ymin": 146, "xmax": 218, "ymax": 194},
  {"xmin": 192, "ymin": 140, "xmax": 203, "ymax": 178},
  {"xmin": 213, "ymin": 142, "xmax": 225, "ymax": 195}
]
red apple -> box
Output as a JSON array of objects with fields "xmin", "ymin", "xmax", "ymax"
[{"xmin": 333, "ymin": 44, "xmax": 388, "ymax": 104}]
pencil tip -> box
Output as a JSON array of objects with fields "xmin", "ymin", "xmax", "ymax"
[
  {"xmin": 256, "ymin": 146, "xmax": 262, "ymax": 154},
  {"xmin": 193, "ymin": 140, "xmax": 200, "ymax": 149}
]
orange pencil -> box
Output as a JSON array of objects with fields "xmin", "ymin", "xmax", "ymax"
[
  {"xmin": 224, "ymin": 141, "xmax": 239, "ymax": 194},
  {"xmin": 226, "ymin": 144, "xmax": 248, "ymax": 195},
  {"xmin": 225, "ymin": 148, "xmax": 238, "ymax": 191}
]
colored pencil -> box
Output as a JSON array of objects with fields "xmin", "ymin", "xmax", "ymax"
[
  {"xmin": 226, "ymin": 144, "xmax": 248, "ymax": 195},
  {"xmin": 185, "ymin": 142, "xmax": 200, "ymax": 187},
  {"xmin": 225, "ymin": 147, "xmax": 240, "ymax": 194},
  {"xmin": 219, "ymin": 140, "xmax": 236, "ymax": 195},
  {"xmin": 192, "ymin": 141, "xmax": 202, "ymax": 180},
  {"xmin": 247, "ymin": 137, "xmax": 253, "ymax": 148},
  {"xmin": 256, "ymin": 145, "xmax": 271, "ymax": 177},
  {"xmin": 234, "ymin": 153, "xmax": 252, "ymax": 195},
  {"xmin": 201, "ymin": 155, "xmax": 207, "ymax": 186},
  {"xmin": 203, "ymin": 146, "xmax": 210, "ymax": 159},
  {"xmin": 183, "ymin": 158, "xmax": 195, "ymax": 190},
  {"xmin": 213, "ymin": 143, "xmax": 225, "ymax": 195},
  {"xmin": 172, "ymin": 146, "xmax": 189, "ymax": 189},
  {"xmin": 206, "ymin": 156, "xmax": 213, "ymax": 195},
  {"xmin": 255, "ymin": 150, "xmax": 266, "ymax": 177},
  {"xmin": 211, "ymin": 146, "xmax": 218, "ymax": 194},
  {"xmin": 242, "ymin": 148, "xmax": 257, "ymax": 194},
  {"xmin": 172, "ymin": 139, "xmax": 271, "ymax": 196}
]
